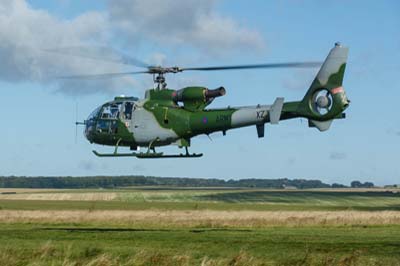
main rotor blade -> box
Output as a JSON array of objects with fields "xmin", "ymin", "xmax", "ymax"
[
  {"xmin": 180, "ymin": 62, "xmax": 322, "ymax": 72},
  {"xmin": 44, "ymin": 46, "xmax": 151, "ymax": 68},
  {"xmin": 58, "ymin": 71, "xmax": 150, "ymax": 80}
]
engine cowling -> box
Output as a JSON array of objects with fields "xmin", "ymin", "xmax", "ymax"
[{"xmin": 173, "ymin": 86, "xmax": 226, "ymax": 111}]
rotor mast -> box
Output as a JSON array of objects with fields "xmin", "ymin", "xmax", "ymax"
[
  {"xmin": 148, "ymin": 66, "xmax": 181, "ymax": 90},
  {"xmin": 153, "ymin": 73, "xmax": 167, "ymax": 90}
]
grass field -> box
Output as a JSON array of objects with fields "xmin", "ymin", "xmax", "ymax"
[
  {"xmin": 0, "ymin": 188, "xmax": 399, "ymax": 265},
  {"xmin": 1, "ymin": 188, "xmax": 399, "ymax": 211}
]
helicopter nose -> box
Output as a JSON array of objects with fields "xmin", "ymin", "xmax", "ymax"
[{"xmin": 84, "ymin": 122, "xmax": 95, "ymax": 143}]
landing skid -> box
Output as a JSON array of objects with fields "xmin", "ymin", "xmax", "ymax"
[
  {"xmin": 92, "ymin": 145, "xmax": 202, "ymax": 159},
  {"xmin": 136, "ymin": 152, "xmax": 203, "ymax": 159},
  {"xmin": 93, "ymin": 139, "xmax": 202, "ymax": 159},
  {"xmin": 93, "ymin": 150, "xmax": 202, "ymax": 158}
]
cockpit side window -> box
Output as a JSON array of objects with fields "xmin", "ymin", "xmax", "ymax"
[
  {"xmin": 101, "ymin": 105, "xmax": 111, "ymax": 119},
  {"xmin": 110, "ymin": 104, "xmax": 120, "ymax": 119},
  {"xmin": 95, "ymin": 102, "xmax": 123, "ymax": 134},
  {"xmin": 101, "ymin": 102, "xmax": 123, "ymax": 119},
  {"xmin": 90, "ymin": 101, "xmax": 135, "ymax": 134}
]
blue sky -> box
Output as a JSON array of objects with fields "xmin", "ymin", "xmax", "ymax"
[{"xmin": 1, "ymin": 1, "xmax": 399, "ymax": 185}]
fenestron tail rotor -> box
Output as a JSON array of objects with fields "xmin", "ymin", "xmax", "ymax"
[{"xmin": 312, "ymin": 89, "xmax": 333, "ymax": 115}]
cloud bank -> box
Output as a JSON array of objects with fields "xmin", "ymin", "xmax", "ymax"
[{"xmin": 0, "ymin": 0, "xmax": 265, "ymax": 95}]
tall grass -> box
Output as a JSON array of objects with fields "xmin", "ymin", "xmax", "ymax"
[
  {"xmin": 0, "ymin": 210, "xmax": 399, "ymax": 227},
  {"xmin": 0, "ymin": 243, "xmax": 397, "ymax": 266}
]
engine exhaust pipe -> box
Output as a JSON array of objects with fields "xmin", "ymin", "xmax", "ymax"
[{"xmin": 205, "ymin": 86, "xmax": 226, "ymax": 99}]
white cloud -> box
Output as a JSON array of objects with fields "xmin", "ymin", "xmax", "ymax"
[
  {"xmin": 107, "ymin": 0, "xmax": 265, "ymax": 54},
  {"xmin": 0, "ymin": 0, "xmax": 265, "ymax": 95},
  {"xmin": 0, "ymin": 0, "xmax": 136, "ymax": 95}
]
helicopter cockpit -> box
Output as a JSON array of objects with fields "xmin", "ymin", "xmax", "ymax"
[{"xmin": 85, "ymin": 96, "xmax": 138, "ymax": 141}]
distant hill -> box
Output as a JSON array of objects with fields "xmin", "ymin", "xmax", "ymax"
[{"xmin": 0, "ymin": 176, "xmax": 343, "ymax": 189}]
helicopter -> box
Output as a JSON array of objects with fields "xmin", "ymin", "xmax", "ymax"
[{"xmin": 68, "ymin": 42, "xmax": 349, "ymax": 159}]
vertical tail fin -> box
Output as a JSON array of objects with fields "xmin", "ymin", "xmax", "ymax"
[
  {"xmin": 303, "ymin": 42, "xmax": 349, "ymax": 100},
  {"xmin": 296, "ymin": 43, "xmax": 350, "ymax": 130}
]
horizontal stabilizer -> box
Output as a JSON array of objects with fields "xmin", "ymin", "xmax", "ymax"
[
  {"xmin": 270, "ymin": 97, "xmax": 284, "ymax": 124},
  {"xmin": 308, "ymin": 119, "xmax": 333, "ymax": 132}
]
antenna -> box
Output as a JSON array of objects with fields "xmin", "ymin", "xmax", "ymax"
[
  {"xmin": 75, "ymin": 102, "xmax": 78, "ymax": 144},
  {"xmin": 75, "ymin": 102, "xmax": 86, "ymax": 144}
]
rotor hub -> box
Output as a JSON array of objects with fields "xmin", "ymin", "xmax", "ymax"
[{"xmin": 316, "ymin": 95, "xmax": 330, "ymax": 108}]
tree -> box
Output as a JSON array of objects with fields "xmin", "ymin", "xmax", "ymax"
[
  {"xmin": 351, "ymin": 180, "xmax": 374, "ymax": 188},
  {"xmin": 351, "ymin": 180, "xmax": 362, "ymax": 188},
  {"xmin": 332, "ymin": 183, "xmax": 347, "ymax": 188},
  {"xmin": 363, "ymin": 182, "xmax": 374, "ymax": 188}
]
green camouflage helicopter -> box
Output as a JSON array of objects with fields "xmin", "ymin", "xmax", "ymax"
[{"xmin": 71, "ymin": 43, "xmax": 349, "ymax": 159}]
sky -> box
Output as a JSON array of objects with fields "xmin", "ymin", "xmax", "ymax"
[{"xmin": 0, "ymin": 0, "xmax": 399, "ymax": 185}]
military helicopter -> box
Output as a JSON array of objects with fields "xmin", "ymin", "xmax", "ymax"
[{"xmin": 68, "ymin": 43, "xmax": 349, "ymax": 159}]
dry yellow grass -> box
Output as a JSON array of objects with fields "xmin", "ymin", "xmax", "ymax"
[
  {"xmin": 307, "ymin": 187, "xmax": 400, "ymax": 192},
  {"xmin": 0, "ymin": 210, "xmax": 399, "ymax": 227},
  {"xmin": 0, "ymin": 192, "xmax": 117, "ymax": 201},
  {"xmin": 1, "ymin": 188, "xmax": 398, "ymax": 202},
  {"xmin": 0, "ymin": 188, "xmax": 68, "ymax": 193}
]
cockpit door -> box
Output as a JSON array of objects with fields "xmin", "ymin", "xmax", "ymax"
[
  {"xmin": 119, "ymin": 102, "xmax": 136, "ymax": 131},
  {"xmin": 97, "ymin": 103, "xmax": 123, "ymax": 134},
  {"xmin": 123, "ymin": 102, "xmax": 134, "ymax": 120}
]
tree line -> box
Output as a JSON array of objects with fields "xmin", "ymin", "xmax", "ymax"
[{"xmin": 0, "ymin": 176, "xmax": 374, "ymax": 189}]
